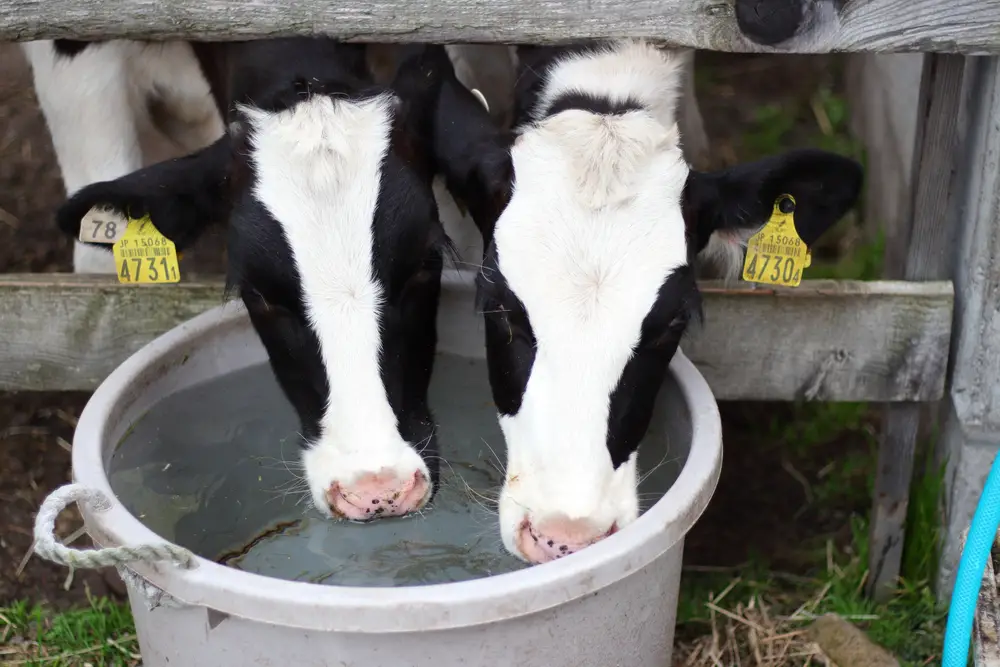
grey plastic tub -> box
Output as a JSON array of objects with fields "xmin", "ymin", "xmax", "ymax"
[{"xmin": 69, "ymin": 269, "xmax": 722, "ymax": 667}]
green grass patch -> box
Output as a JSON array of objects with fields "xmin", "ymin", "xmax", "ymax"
[
  {"xmin": 815, "ymin": 516, "xmax": 947, "ymax": 666},
  {"xmin": 676, "ymin": 393, "xmax": 946, "ymax": 665},
  {"xmin": 738, "ymin": 86, "xmax": 865, "ymax": 163},
  {"xmin": 677, "ymin": 492, "xmax": 946, "ymax": 666},
  {"xmin": 902, "ymin": 437, "xmax": 946, "ymax": 585},
  {"xmin": 807, "ymin": 230, "xmax": 886, "ymax": 282},
  {"xmin": 1, "ymin": 596, "xmax": 138, "ymax": 666}
]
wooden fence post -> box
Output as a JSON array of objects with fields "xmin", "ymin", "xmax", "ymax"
[
  {"xmin": 936, "ymin": 55, "xmax": 1000, "ymax": 601},
  {"xmin": 867, "ymin": 53, "xmax": 967, "ymax": 601}
]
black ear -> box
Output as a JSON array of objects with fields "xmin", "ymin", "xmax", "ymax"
[
  {"xmin": 56, "ymin": 134, "xmax": 233, "ymax": 252},
  {"xmin": 683, "ymin": 148, "xmax": 863, "ymax": 258},
  {"xmin": 429, "ymin": 56, "xmax": 514, "ymax": 248},
  {"xmin": 383, "ymin": 44, "xmax": 455, "ymax": 177}
]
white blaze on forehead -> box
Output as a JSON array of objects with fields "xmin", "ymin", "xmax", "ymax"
[
  {"xmin": 496, "ymin": 113, "xmax": 689, "ymax": 496},
  {"xmin": 241, "ymin": 95, "xmax": 429, "ymax": 509},
  {"xmin": 495, "ymin": 40, "xmax": 693, "ymax": 553},
  {"xmin": 534, "ymin": 40, "xmax": 690, "ymax": 129}
]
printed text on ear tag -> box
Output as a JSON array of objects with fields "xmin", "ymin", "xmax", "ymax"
[
  {"xmin": 79, "ymin": 206, "xmax": 128, "ymax": 244},
  {"xmin": 741, "ymin": 194, "xmax": 811, "ymax": 288},
  {"xmin": 112, "ymin": 215, "xmax": 181, "ymax": 285}
]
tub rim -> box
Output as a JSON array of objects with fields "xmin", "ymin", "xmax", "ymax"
[{"xmin": 74, "ymin": 269, "xmax": 722, "ymax": 633}]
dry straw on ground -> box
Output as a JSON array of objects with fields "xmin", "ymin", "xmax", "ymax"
[{"xmin": 675, "ymin": 578, "xmax": 829, "ymax": 667}]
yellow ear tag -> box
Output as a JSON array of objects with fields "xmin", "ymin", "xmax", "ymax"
[
  {"xmin": 112, "ymin": 215, "xmax": 181, "ymax": 284},
  {"xmin": 741, "ymin": 194, "xmax": 811, "ymax": 287}
]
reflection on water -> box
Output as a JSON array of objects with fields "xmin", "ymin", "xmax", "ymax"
[{"xmin": 109, "ymin": 354, "xmax": 684, "ymax": 587}]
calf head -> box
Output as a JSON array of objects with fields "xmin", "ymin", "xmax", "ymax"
[
  {"xmin": 432, "ymin": 39, "xmax": 862, "ymax": 562},
  {"xmin": 57, "ymin": 41, "xmax": 455, "ymax": 522}
]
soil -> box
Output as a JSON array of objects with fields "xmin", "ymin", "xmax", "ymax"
[{"xmin": 0, "ymin": 44, "xmax": 870, "ymax": 608}]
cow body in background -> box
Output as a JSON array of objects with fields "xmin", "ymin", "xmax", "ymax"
[
  {"xmin": 21, "ymin": 40, "xmax": 224, "ymax": 273},
  {"xmin": 21, "ymin": 40, "xmax": 511, "ymax": 273},
  {"xmin": 430, "ymin": 39, "xmax": 864, "ymax": 563},
  {"xmin": 56, "ymin": 40, "xmax": 459, "ymax": 522}
]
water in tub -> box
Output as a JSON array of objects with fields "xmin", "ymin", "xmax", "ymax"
[{"xmin": 108, "ymin": 353, "xmax": 684, "ymax": 587}]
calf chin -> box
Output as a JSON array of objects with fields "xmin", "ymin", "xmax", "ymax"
[
  {"xmin": 304, "ymin": 435, "xmax": 433, "ymax": 521},
  {"xmin": 498, "ymin": 449, "xmax": 639, "ymax": 564}
]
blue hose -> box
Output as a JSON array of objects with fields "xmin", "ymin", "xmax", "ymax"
[{"xmin": 944, "ymin": 450, "xmax": 1000, "ymax": 667}]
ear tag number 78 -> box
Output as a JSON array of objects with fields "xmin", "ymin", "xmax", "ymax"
[
  {"xmin": 741, "ymin": 194, "xmax": 812, "ymax": 288},
  {"xmin": 112, "ymin": 215, "xmax": 181, "ymax": 284}
]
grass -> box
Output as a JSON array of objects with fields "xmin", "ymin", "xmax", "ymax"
[
  {"xmin": 0, "ymin": 595, "xmax": 138, "ymax": 666},
  {"xmin": 675, "ymin": 402, "xmax": 948, "ymax": 666}
]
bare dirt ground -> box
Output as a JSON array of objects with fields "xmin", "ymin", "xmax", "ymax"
[{"xmin": 0, "ymin": 44, "xmax": 867, "ymax": 608}]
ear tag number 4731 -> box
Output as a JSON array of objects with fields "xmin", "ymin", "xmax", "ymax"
[
  {"xmin": 741, "ymin": 194, "xmax": 811, "ymax": 288},
  {"xmin": 111, "ymin": 215, "xmax": 181, "ymax": 284}
]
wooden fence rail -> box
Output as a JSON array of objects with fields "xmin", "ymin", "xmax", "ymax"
[
  {"xmin": 3, "ymin": 0, "xmax": 1000, "ymax": 53},
  {"xmin": 0, "ymin": 274, "xmax": 954, "ymax": 398}
]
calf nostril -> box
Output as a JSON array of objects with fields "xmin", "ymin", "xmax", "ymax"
[
  {"xmin": 547, "ymin": 540, "xmax": 555, "ymax": 547},
  {"xmin": 371, "ymin": 499, "xmax": 379, "ymax": 504}
]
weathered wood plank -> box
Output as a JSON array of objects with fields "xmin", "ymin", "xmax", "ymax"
[
  {"xmin": 845, "ymin": 53, "xmax": 923, "ymax": 242},
  {"xmin": 0, "ymin": 274, "xmax": 227, "ymax": 392},
  {"xmin": 686, "ymin": 280, "xmax": 953, "ymax": 403},
  {"xmin": 867, "ymin": 53, "xmax": 968, "ymax": 602},
  {"xmin": 938, "ymin": 55, "xmax": 1000, "ymax": 601},
  {"xmin": 0, "ymin": 275, "xmax": 954, "ymax": 401},
  {"xmin": 3, "ymin": 0, "xmax": 1000, "ymax": 53},
  {"xmin": 867, "ymin": 403, "xmax": 921, "ymax": 601}
]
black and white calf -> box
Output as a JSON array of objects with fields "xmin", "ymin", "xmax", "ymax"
[
  {"xmin": 431, "ymin": 39, "xmax": 863, "ymax": 563},
  {"xmin": 57, "ymin": 40, "xmax": 456, "ymax": 522}
]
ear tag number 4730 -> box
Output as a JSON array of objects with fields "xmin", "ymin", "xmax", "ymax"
[
  {"xmin": 741, "ymin": 194, "xmax": 811, "ymax": 288},
  {"xmin": 111, "ymin": 215, "xmax": 181, "ymax": 284}
]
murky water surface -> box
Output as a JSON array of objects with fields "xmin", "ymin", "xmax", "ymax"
[{"xmin": 109, "ymin": 354, "xmax": 684, "ymax": 587}]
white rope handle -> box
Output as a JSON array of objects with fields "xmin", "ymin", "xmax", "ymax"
[{"xmin": 34, "ymin": 483, "xmax": 197, "ymax": 570}]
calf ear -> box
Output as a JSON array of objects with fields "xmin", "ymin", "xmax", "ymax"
[
  {"xmin": 56, "ymin": 134, "xmax": 232, "ymax": 252},
  {"xmin": 429, "ymin": 56, "xmax": 514, "ymax": 246},
  {"xmin": 683, "ymin": 148, "xmax": 863, "ymax": 275},
  {"xmin": 384, "ymin": 44, "xmax": 454, "ymax": 174}
]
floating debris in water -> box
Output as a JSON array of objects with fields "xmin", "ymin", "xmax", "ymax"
[{"xmin": 217, "ymin": 519, "xmax": 304, "ymax": 566}]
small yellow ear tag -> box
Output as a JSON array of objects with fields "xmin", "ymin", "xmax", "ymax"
[
  {"xmin": 741, "ymin": 194, "xmax": 811, "ymax": 287},
  {"xmin": 112, "ymin": 215, "xmax": 181, "ymax": 284}
]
